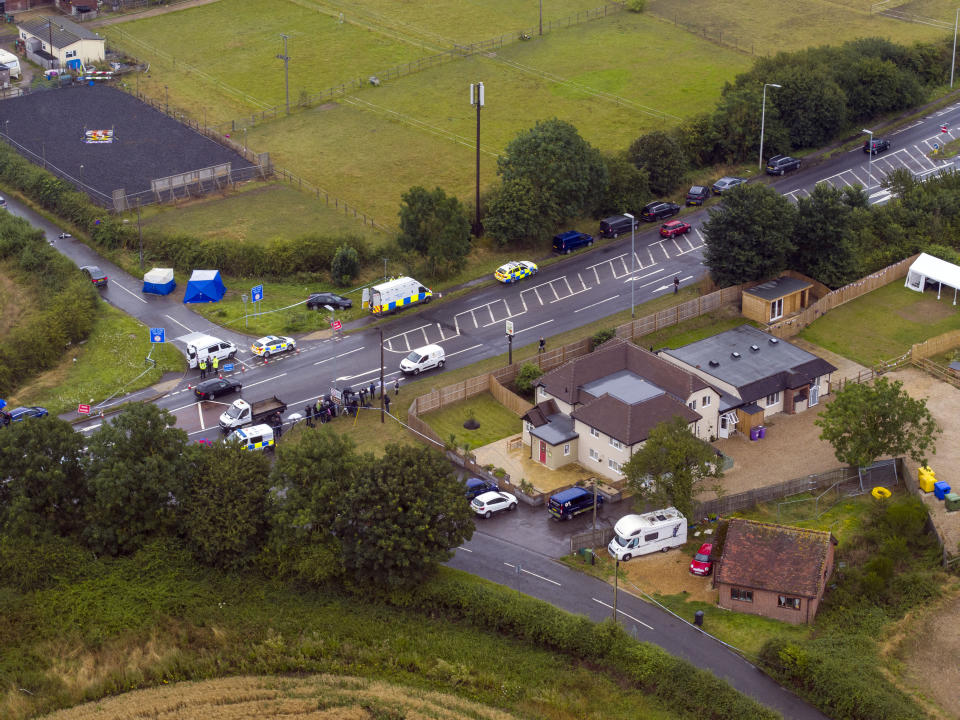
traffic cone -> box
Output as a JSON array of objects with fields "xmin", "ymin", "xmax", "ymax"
[
  {"xmin": 218, "ymin": 373, "xmax": 223, "ymax": 380},
  {"xmin": 264, "ymin": 356, "xmax": 269, "ymax": 364},
  {"xmin": 241, "ymin": 364, "xmax": 246, "ymax": 373}
]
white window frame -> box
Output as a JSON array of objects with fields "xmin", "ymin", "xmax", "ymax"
[
  {"xmin": 65, "ymin": 50, "xmax": 78, "ymax": 59},
  {"xmin": 688, "ymin": 399, "xmax": 697, "ymax": 410},
  {"xmin": 609, "ymin": 437, "xmax": 622, "ymax": 451},
  {"xmin": 770, "ymin": 297, "xmax": 784, "ymax": 321},
  {"xmin": 589, "ymin": 427, "xmax": 600, "ymax": 439},
  {"xmin": 702, "ymin": 395, "xmax": 711, "ymax": 407},
  {"xmin": 766, "ymin": 391, "xmax": 780, "ymax": 407},
  {"xmin": 608, "ymin": 458, "xmax": 623, "ymax": 474},
  {"xmin": 589, "ymin": 448, "xmax": 601, "ymax": 462},
  {"xmin": 563, "ymin": 443, "xmax": 570, "ymax": 456}
]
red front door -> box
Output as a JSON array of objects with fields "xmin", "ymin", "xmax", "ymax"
[{"xmin": 539, "ymin": 441, "xmax": 546, "ymax": 463}]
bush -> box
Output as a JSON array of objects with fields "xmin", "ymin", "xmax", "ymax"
[
  {"xmin": 514, "ymin": 362, "xmax": 543, "ymax": 394},
  {"xmin": 331, "ymin": 244, "xmax": 360, "ymax": 285},
  {"xmin": 590, "ymin": 328, "xmax": 616, "ymax": 350},
  {"xmin": 626, "ymin": 0, "xmax": 646, "ymax": 11}
]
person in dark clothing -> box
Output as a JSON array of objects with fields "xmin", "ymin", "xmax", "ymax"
[
  {"xmin": 674, "ymin": 275, "xmax": 680, "ymax": 293},
  {"xmin": 538, "ymin": 337, "xmax": 545, "ymax": 354},
  {"xmin": 304, "ymin": 403, "xmax": 314, "ymax": 427},
  {"xmin": 369, "ymin": 382, "xmax": 376, "ymax": 399},
  {"xmin": 394, "ymin": 378, "xmax": 400, "ymax": 395},
  {"xmin": 384, "ymin": 394, "xmax": 391, "ymax": 415}
]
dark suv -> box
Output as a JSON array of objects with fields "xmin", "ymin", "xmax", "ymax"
[
  {"xmin": 766, "ymin": 155, "xmax": 801, "ymax": 175},
  {"xmin": 640, "ymin": 201, "xmax": 680, "ymax": 222},
  {"xmin": 685, "ymin": 186, "xmax": 711, "ymax": 205},
  {"xmin": 863, "ymin": 138, "xmax": 891, "ymax": 155},
  {"xmin": 598, "ymin": 214, "xmax": 638, "ymax": 238}
]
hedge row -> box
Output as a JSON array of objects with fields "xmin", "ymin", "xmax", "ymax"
[
  {"xmin": 383, "ymin": 569, "xmax": 779, "ymax": 720},
  {"xmin": 0, "ymin": 142, "xmax": 375, "ymax": 279},
  {"xmin": 0, "ymin": 213, "xmax": 99, "ymax": 396}
]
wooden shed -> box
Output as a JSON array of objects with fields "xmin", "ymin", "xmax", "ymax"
[{"xmin": 742, "ymin": 276, "xmax": 812, "ymax": 324}]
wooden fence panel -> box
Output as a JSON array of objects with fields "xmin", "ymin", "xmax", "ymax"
[
  {"xmin": 912, "ymin": 329, "xmax": 960, "ymax": 359},
  {"xmin": 488, "ymin": 375, "xmax": 534, "ymax": 415}
]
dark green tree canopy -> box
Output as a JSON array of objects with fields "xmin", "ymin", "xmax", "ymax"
[
  {"xmin": 792, "ymin": 183, "xmax": 860, "ymax": 288},
  {"xmin": 397, "ymin": 186, "xmax": 471, "ymax": 278},
  {"xmin": 703, "ymin": 183, "xmax": 797, "ymax": 286},
  {"xmin": 628, "ymin": 130, "xmax": 688, "ymax": 196},
  {"xmin": 598, "ymin": 152, "xmax": 650, "ymax": 218},
  {"xmin": 483, "ymin": 177, "xmax": 551, "ymax": 247},
  {"xmin": 496, "ymin": 118, "xmax": 607, "ymax": 225},
  {"xmin": 622, "ymin": 416, "xmax": 722, "ymax": 520},
  {"xmin": 815, "ymin": 377, "xmax": 940, "ymax": 468}
]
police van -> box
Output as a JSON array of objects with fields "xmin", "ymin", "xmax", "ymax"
[
  {"xmin": 361, "ymin": 276, "xmax": 433, "ymax": 315},
  {"xmin": 181, "ymin": 332, "xmax": 238, "ymax": 369},
  {"xmin": 228, "ymin": 423, "xmax": 275, "ymax": 451}
]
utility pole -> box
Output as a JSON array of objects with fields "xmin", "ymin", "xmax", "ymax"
[
  {"xmin": 612, "ymin": 559, "xmax": 619, "ymax": 622},
  {"xmin": 379, "ymin": 327, "xmax": 385, "ymax": 423},
  {"xmin": 469, "ymin": 82, "xmax": 484, "ymax": 237},
  {"xmin": 592, "ymin": 478, "xmax": 598, "ymax": 530},
  {"xmin": 539, "ymin": 0, "xmax": 543, "ymax": 35},
  {"xmin": 136, "ymin": 200, "xmax": 144, "ymax": 270},
  {"xmin": 277, "ymin": 33, "xmax": 291, "ymax": 115}
]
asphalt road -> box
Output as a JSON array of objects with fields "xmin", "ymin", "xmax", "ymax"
[{"xmin": 449, "ymin": 531, "xmax": 829, "ymax": 719}]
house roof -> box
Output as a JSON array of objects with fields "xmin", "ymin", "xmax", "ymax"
[
  {"xmin": 530, "ymin": 412, "xmax": 578, "ymax": 445},
  {"xmin": 716, "ymin": 518, "xmax": 836, "ymax": 598},
  {"xmin": 660, "ymin": 325, "xmax": 836, "ymax": 404},
  {"xmin": 744, "ymin": 276, "xmax": 811, "ymax": 301},
  {"xmin": 18, "ymin": 16, "xmax": 103, "ymax": 47},
  {"xmin": 572, "ymin": 391, "xmax": 700, "ymax": 446},
  {"xmin": 539, "ymin": 337, "xmax": 708, "ymax": 406},
  {"xmin": 522, "ymin": 399, "xmax": 559, "ymax": 428}
]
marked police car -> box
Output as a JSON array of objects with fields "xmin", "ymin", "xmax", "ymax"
[
  {"xmin": 494, "ymin": 260, "xmax": 538, "ymax": 283},
  {"xmin": 228, "ymin": 423, "xmax": 275, "ymax": 451},
  {"xmin": 251, "ymin": 335, "xmax": 296, "ymax": 358}
]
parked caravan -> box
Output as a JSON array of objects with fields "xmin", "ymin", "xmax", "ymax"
[
  {"xmin": 0, "ymin": 50, "xmax": 22, "ymax": 79},
  {"xmin": 181, "ymin": 332, "xmax": 238, "ymax": 369},
  {"xmin": 607, "ymin": 508, "xmax": 687, "ymax": 561},
  {"xmin": 361, "ymin": 276, "xmax": 433, "ymax": 315}
]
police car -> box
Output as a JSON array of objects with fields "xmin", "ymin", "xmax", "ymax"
[
  {"xmin": 494, "ymin": 261, "xmax": 538, "ymax": 283},
  {"xmin": 228, "ymin": 423, "xmax": 275, "ymax": 451},
  {"xmin": 251, "ymin": 335, "xmax": 296, "ymax": 358}
]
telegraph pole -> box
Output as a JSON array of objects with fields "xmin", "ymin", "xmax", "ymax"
[
  {"xmin": 379, "ymin": 327, "xmax": 385, "ymax": 423},
  {"xmin": 277, "ymin": 34, "xmax": 291, "ymax": 115}
]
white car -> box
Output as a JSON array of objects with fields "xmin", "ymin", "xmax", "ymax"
[
  {"xmin": 251, "ymin": 335, "xmax": 296, "ymax": 358},
  {"xmin": 471, "ymin": 490, "xmax": 518, "ymax": 518}
]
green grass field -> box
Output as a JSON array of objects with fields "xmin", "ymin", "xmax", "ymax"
[
  {"xmin": 422, "ymin": 392, "xmax": 523, "ymax": 449},
  {"xmin": 799, "ymin": 282, "xmax": 960, "ymax": 365}
]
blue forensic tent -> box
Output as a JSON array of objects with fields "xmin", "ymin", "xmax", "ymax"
[
  {"xmin": 142, "ymin": 267, "xmax": 176, "ymax": 296},
  {"xmin": 183, "ymin": 269, "xmax": 226, "ymax": 304}
]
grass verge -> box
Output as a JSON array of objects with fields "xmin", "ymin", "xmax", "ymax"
[{"xmin": 422, "ymin": 392, "xmax": 523, "ymax": 449}]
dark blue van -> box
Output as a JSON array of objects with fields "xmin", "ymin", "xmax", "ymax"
[
  {"xmin": 552, "ymin": 230, "xmax": 594, "ymax": 254},
  {"xmin": 548, "ymin": 486, "xmax": 603, "ymax": 520}
]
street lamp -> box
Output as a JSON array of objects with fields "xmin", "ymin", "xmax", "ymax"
[
  {"xmin": 79, "ymin": 164, "xmax": 83, "ymax": 187},
  {"xmin": 952, "ymin": 7, "xmax": 959, "ymax": 87},
  {"xmin": 624, "ymin": 212, "xmax": 636, "ymax": 318},
  {"xmin": 863, "ymin": 129, "xmax": 875, "ymax": 188},
  {"xmin": 758, "ymin": 83, "xmax": 781, "ymax": 170}
]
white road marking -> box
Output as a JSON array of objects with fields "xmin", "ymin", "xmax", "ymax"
[
  {"xmin": 243, "ymin": 372, "xmax": 287, "ymax": 389},
  {"xmin": 197, "ymin": 402, "xmax": 205, "ymax": 430},
  {"xmin": 447, "ymin": 343, "xmax": 483, "ymax": 357},
  {"xmin": 502, "ymin": 562, "xmax": 562, "ymax": 586},
  {"xmin": 314, "ymin": 347, "xmax": 364, "ymax": 365},
  {"xmin": 112, "ymin": 280, "xmax": 149, "ymax": 304},
  {"xmin": 515, "ymin": 319, "xmax": 554, "ymax": 334},
  {"xmin": 456, "ymin": 546, "xmax": 473, "ymax": 552},
  {"xmin": 164, "ymin": 314, "xmax": 193, "ymax": 332},
  {"xmin": 575, "ymin": 295, "xmax": 619, "ymax": 313},
  {"xmin": 591, "ymin": 598, "xmax": 654, "ymax": 629}
]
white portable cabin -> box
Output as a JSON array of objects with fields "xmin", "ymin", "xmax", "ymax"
[
  {"xmin": 0, "ymin": 49, "xmax": 21, "ymax": 79},
  {"xmin": 361, "ymin": 276, "xmax": 433, "ymax": 315},
  {"xmin": 607, "ymin": 507, "xmax": 687, "ymax": 561}
]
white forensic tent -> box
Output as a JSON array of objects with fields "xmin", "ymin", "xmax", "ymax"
[{"xmin": 904, "ymin": 253, "xmax": 960, "ymax": 305}]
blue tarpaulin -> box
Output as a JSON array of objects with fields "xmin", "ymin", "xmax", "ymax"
[
  {"xmin": 142, "ymin": 267, "xmax": 176, "ymax": 296},
  {"xmin": 183, "ymin": 269, "xmax": 225, "ymax": 304}
]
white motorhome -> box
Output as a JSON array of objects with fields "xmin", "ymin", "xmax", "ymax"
[
  {"xmin": 399, "ymin": 344, "xmax": 445, "ymax": 375},
  {"xmin": 180, "ymin": 332, "xmax": 238, "ymax": 369},
  {"xmin": 607, "ymin": 508, "xmax": 687, "ymax": 561},
  {"xmin": 361, "ymin": 276, "xmax": 433, "ymax": 315},
  {"xmin": 0, "ymin": 50, "xmax": 21, "ymax": 79}
]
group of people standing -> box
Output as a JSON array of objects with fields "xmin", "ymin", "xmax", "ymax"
[
  {"xmin": 301, "ymin": 378, "xmax": 400, "ymax": 428},
  {"xmin": 198, "ymin": 356, "xmax": 219, "ymax": 380}
]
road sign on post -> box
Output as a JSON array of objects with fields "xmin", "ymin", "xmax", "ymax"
[
  {"xmin": 78, "ymin": 404, "xmax": 90, "ymax": 415},
  {"xmin": 331, "ymin": 319, "xmax": 342, "ymax": 331},
  {"xmin": 505, "ymin": 320, "xmax": 514, "ymax": 336},
  {"xmin": 149, "ymin": 328, "xmax": 165, "ymax": 343},
  {"xmin": 251, "ymin": 284, "xmax": 263, "ymax": 303}
]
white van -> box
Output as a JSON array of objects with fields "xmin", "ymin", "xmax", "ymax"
[
  {"xmin": 228, "ymin": 423, "xmax": 275, "ymax": 451},
  {"xmin": 607, "ymin": 508, "xmax": 687, "ymax": 561},
  {"xmin": 181, "ymin": 332, "xmax": 238, "ymax": 369},
  {"xmin": 400, "ymin": 343, "xmax": 445, "ymax": 375}
]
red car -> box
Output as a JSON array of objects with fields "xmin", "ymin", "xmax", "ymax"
[
  {"xmin": 660, "ymin": 220, "xmax": 692, "ymax": 238},
  {"xmin": 689, "ymin": 543, "xmax": 713, "ymax": 576}
]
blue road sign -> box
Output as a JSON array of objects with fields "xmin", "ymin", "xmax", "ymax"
[
  {"xmin": 223, "ymin": 363, "xmax": 234, "ymax": 372},
  {"xmin": 251, "ymin": 284, "xmax": 264, "ymax": 303},
  {"xmin": 150, "ymin": 328, "xmax": 165, "ymax": 343}
]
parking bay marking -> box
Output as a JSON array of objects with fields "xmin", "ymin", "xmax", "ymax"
[
  {"xmin": 314, "ymin": 347, "xmax": 365, "ymax": 365},
  {"xmin": 503, "ymin": 562, "xmax": 561, "ymax": 586},
  {"xmin": 591, "ymin": 598, "xmax": 654, "ymax": 629}
]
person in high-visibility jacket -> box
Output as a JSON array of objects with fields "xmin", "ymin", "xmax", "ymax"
[
  {"xmin": 199, "ymin": 359, "xmax": 208, "ymax": 379},
  {"xmin": 212, "ymin": 356, "xmax": 219, "ymax": 374}
]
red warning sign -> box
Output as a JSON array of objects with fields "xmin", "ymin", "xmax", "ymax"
[
  {"xmin": 78, "ymin": 404, "xmax": 91, "ymax": 415},
  {"xmin": 331, "ymin": 320, "xmax": 342, "ymax": 331}
]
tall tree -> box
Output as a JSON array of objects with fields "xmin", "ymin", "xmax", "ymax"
[
  {"xmin": 483, "ymin": 177, "xmax": 551, "ymax": 247},
  {"xmin": 494, "ymin": 118, "xmax": 607, "ymax": 227},
  {"xmin": 775, "ymin": 69, "xmax": 848, "ymax": 149},
  {"xmin": 815, "ymin": 377, "xmax": 940, "ymax": 468},
  {"xmin": 597, "ymin": 152, "xmax": 651, "ymax": 218},
  {"xmin": 178, "ymin": 443, "xmax": 272, "ymax": 569},
  {"xmin": 792, "ymin": 183, "xmax": 860, "ymax": 288},
  {"xmin": 703, "ymin": 183, "xmax": 797, "ymax": 287},
  {"xmin": 627, "ymin": 130, "xmax": 687, "ymax": 196},
  {"xmin": 397, "ymin": 186, "xmax": 471, "ymax": 278},
  {"xmin": 0, "ymin": 417, "xmax": 88, "ymax": 538},
  {"xmin": 83, "ymin": 404, "xmax": 188, "ymax": 556},
  {"xmin": 622, "ymin": 417, "xmax": 721, "ymax": 520},
  {"xmin": 333, "ymin": 444, "xmax": 474, "ymax": 587}
]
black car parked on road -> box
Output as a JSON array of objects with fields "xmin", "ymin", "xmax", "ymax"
[
  {"xmin": 863, "ymin": 138, "xmax": 891, "ymax": 155},
  {"xmin": 306, "ymin": 292, "xmax": 352, "ymax": 310},
  {"xmin": 685, "ymin": 186, "xmax": 711, "ymax": 205},
  {"xmin": 194, "ymin": 378, "xmax": 242, "ymax": 400},
  {"xmin": 640, "ymin": 201, "xmax": 680, "ymax": 222},
  {"xmin": 766, "ymin": 155, "xmax": 801, "ymax": 175}
]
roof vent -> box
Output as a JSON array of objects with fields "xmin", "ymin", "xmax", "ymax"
[
  {"xmin": 769, "ymin": 338, "xmax": 779, "ymax": 344},
  {"xmin": 731, "ymin": 351, "xmax": 741, "ymax": 359},
  {"xmin": 750, "ymin": 344, "xmax": 760, "ymax": 352},
  {"xmin": 709, "ymin": 359, "xmax": 720, "ymax": 367}
]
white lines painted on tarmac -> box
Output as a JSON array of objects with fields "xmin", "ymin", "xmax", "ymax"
[
  {"xmin": 164, "ymin": 314, "xmax": 193, "ymax": 332},
  {"xmin": 314, "ymin": 347, "xmax": 365, "ymax": 365},
  {"xmin": 515, "ymin": 319, "xmax": 554, "ymax": 334},
  {"xmin": 575, "ymin": 295, "xmax": 619, "ymax": 313},
  {"xmin": 113, "ymin": 280, "xmax": 149, "ymax": 304},
  {"xmin": 503, "ymin": 562, "xmax": 562, "ymax": 586},
  {"xmin": 591, "ymin": 598, "xmax": 654, "ymax": 629},
  {"xmin": 447, "ymin": 343, "xmax": 483, "ymax": 358}
]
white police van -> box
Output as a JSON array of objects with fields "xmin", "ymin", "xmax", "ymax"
[{"xmin": 228, "ymin": 423, "xmax": 275, "ymax": 451}]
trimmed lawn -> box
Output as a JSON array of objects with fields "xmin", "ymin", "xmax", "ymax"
[
  {"xmin": 799, "ymin": 282, "xmax": 960, "ymax": 366},
  {"xmin": 422, "ymin": 392, "xmax": 523, "ymax": 450},
  {"xmin": 10, "ymin": 301, "xmax": 185, "ymax": 414},
  {"xmin": 639, "ymin": 304, "xmax": 758, "ymax": 350}
]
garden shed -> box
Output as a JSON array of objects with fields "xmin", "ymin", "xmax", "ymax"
[
  {"xmin": 742, "ymin": 276, "xmax": 812, "ymax": 324},
  {"xmin": 904, "ymin": 253, "xmax": 960, "ymax": 304}
]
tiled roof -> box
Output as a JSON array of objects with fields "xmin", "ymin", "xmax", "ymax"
[
  {"xmin": 539, "ymin": 337, "xmax": 708, "ymax": 405},
  {"xmin": 522, "ymin": 399, "xmax": 558, "ymax": 427},
  {"xmin": 716, "ymin": 518, "xmax": 836, "ymax": 598},
  {"xmin": 572, "ymin": 392, "xmax": 700, "ymax": 446},
  {"xmin": 18, "ymin": 16, "xmax": 102, "ymax": 46}
]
